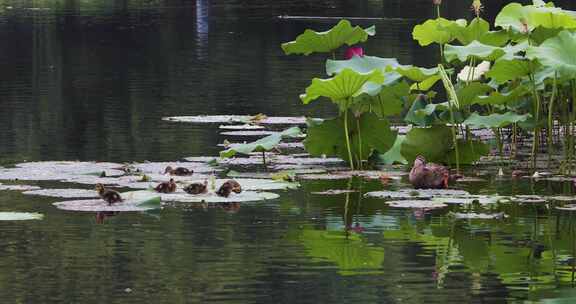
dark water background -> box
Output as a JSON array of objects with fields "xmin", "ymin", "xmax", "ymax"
[{"xmin": 3, "ymin": 0, "xmax": 576, "ymax": 303}]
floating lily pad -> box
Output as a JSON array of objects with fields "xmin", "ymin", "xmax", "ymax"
[
  {"xmin": 22, "ymin": 188, "xmax": 99, "ymax": 198},
  {"xmin": 449, "ymin": 212, "xmax": 507, "ymax": 220},
  {"xmin": 220, "ymin": 130, "xmax": 281, "ymax": 137},
  {"xmin": 386, "ymin": 200, "xmax": 448, "ymax": 209},
  {"xmin": 433, "ymin": 195, "xmax": 505, "ymax": 205},
  {"xmin": 298, "ymin": 174, "xmax": 351, "ymax": 180},
  {"xmin": 160, "ymin": 191, "xmax": 279, "ymax": 203},
  {"xmin": 53, "ymin": 190, "xmax": 161, "ymax": 212},
  {"xmin": 556, "ymin": 204, "xmax": 576, "ymax": 211},
  {"xmin": 0, "ymin": 212, "xmax": 44, "ymax": 221},
  {"xmin": 511, "ymin": 195, "xmax": 547, "ymax": 204},
  {"xmin": 182, "ymin": 156, "xmax": 217, "ymax": 163},
  {"xmin": 548, "ymin": 196, "xmax": 576, "ymax": 202},
  {"xmin": 311, "ymin": 190, "xmax": 357, "ymax": 195},
  {"xmin": 365, "ymin": 189, "xmax": 469, "ymax": 200},
  {"xmin": 273, "ymin": 156, "xmax": 344, "ymax": 165},
  {"xmin": 132, "ymin": 162, "xmax": 215, "ymax": 174},
  {"xmin": 334, "ymin": 170, "xmax": 405, "ymax": 180},
  {"xmin": 219, "ymin": 124, "xmax": 265, "ymax": 130},
  {"xmin": 163, "ymin": 115, "xmax": 308, "ymax": 125},
  {"xmin": 0, "ymin": 184, "xmax": 41, "ymax": 191},
  {"xmin": 455, "ymin": 177, "xmax": 487, "ymax": 183}
]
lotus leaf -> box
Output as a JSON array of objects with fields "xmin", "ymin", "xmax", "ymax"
[
  {"xmin": 473, "ymin": 86, "xmax": 530, "ymax": 106},
  {"xmin": 163, "ymin": 115, "xmax": 308, "ymax": 125},
  {"xmin": 386, "ymin": 200, "xmax": 448, "ymax": 209},
  {"xmin": 23, "ymin": 188, "xmax": 99, "ymax": 198},
  {"xmin": 412, "ymin": 18, "xmax": 466, "ymax": 46},
  {"xmin": 395, "ymin": 66, "xmax": 439, "ymax": 82},
  {"xmin": 53, "ymin": 190, "xmax": 161, "ymax": 212},
  {"xmin": 486, "ymin": 59, "xmax": 533, "ymax": 84},
  {"xmin": 160, "ymin": 191, "xmax": 279, "ymax": 203},
  {"xmin": 445, "ymin": 140, "xmax": 490, "ymax": 165},
  {"xmin": 0, "ymin": 212, "xmax": 44, "ymax": 221},
  {"xmin": 325, "ymin": 55, "xmax": 400, "ymax": 75},
  {"xmin": 526, "ymin": 30, "xmax": 576, "ymax": 78},
  {"xmin": 409, "ymin": 75, "xmax": 441, "ymax": 91},
  {"xmin": 281, "ymin": 20, "xmax": 375, "ymax": 56},
  {"xmin": 305, "ymin": 112, "xmax": 397, "ymax": 164},
  {"xmin": 351, "ymin": 81, "xmax": 408, "ymax": 117},
  {"xmin": 300, "ymin": 68, "xmax": 385, "ymax": 110},
  {"xmin": 444, "ymin": 41, "xmax": 505, "ymax": 62},
  {"xmin": 463, "ymin": 112, "xmax": 531, "ymax": 128},
  {"xmin": 495, "ymin": 2, "xmax": 576, "ymax": 33},
  {"xmin": 400, "ymin": 126, "xmax": 453, "ymax": 163},
  {"xmin": 457, "ymin": 83, "xmax": 493, "ymax": 105},
  {"xmin": 379, "ymin": 135, "xmax": 408, "ymax": 165},
  {"xmin": 220, "ymin": 127, "xmax": 302, "ymax": 158},
  {"xmin": 0, "ymin": 184, "xmax": 41, "ymax": 191},
  {"xmin": 404, "ymin": 95, "xmax": 437, "ymax": 126}
]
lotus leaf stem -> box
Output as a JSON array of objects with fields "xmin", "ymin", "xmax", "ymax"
[
  {"xmin": 343, "ymin": 110, "xmax": 355, "ymax": 170},
  {"xmin": 356, "ymin": 116, "xmax": 363, "ymax": 170},
  {"xmin": 547, "ymin": 74, "xmax": 558, "ymax": 168}
]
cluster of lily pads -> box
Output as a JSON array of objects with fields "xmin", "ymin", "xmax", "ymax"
[{"xmin": 280, "ymin": 0, "xmax": 576, "ymax": 174}]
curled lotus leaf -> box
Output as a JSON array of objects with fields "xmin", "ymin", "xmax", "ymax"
[
  {"xmin": 386, "ymin": 200, "xmax": 448, "ymax": 209},
  {"xmin": 22, "ymin": 188, "xmax": 99, "ymax": 198},
  {"xmin": 220, "ymin": 127, "xmax": 302, "ymax": 158},
  {"xmin": 159, "ymin": 191, "xmax": 279, "ymax": 203},
  {"xmin": 0, "ymin": 212, "xmax": 44, "ymax": 221},
  {"xmin": 281, "ymin": 20, "xmax": 375, "ymax": 56}
]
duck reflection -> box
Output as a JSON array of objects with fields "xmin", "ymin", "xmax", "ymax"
[{"xmin": 95, "ymin": 211, "xmax": 119, "ymax": 224}]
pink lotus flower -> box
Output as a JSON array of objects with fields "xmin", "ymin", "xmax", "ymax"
[{"xmin": 344, "ymin": 46, "xmax": 364, "ymax": 59}]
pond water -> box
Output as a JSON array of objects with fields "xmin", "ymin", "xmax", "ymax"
[{"xmin": 3, "ymin": 0, "xmax": 576, "ymax": 303}]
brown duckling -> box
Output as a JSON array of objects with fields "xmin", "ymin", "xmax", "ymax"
[
  {"xmin": 216, "ymin": 180, "xmax": 242, "ymax": 197},
  {"xmin": 184, "ymin": 180, "xmax": 208, "ymax": 195},
  {"xmin": 95, "ymin": 183, "xmax": 123, "ymax": 205},
  {"xmin": 164, "ymin": 166, "xmax": 193, "ymax": 176},
  {"xmin": 408, "ymin": 155, "xmax": 449, "ymax": 189},
  {"xmin": 155, "ymin": 178, "xmax": 177, "ymax": 193}
]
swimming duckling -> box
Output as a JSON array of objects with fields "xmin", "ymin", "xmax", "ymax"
[
  {"xmin": 95, "ymin": 183, "xmax": 123, "ymax": 205},
  {"xmin": 184, "ymin": 180, "xmax": 208, "ymax": 195},
  {"xmin": 409, "ymin": 155, "xmax": 450, "ymax": 189},
  {"xmin": 164, "ymin": 166, "xmax": 193, "ymax": 176},
  {"xmin": 155, "ymin": 178, "xmax": 177, "ymax": 193},
  {"xmin": 216, "ymin": 180, "xmax": 242, "ymax": 197}
]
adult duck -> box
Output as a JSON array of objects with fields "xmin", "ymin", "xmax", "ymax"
[{"xmin": 409, "ymin": 155, "xmax": 449, "ymax": 189}]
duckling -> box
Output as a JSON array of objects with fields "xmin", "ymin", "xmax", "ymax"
[
  {"xmin": 95, "ymin": 183, "xmax": 123, "ymax": 205},
  {"xmin": 216, "ymin": 180, "xmax": 242, "ymax": 197},
  {"xmin": 184, "ymin": 180, "xmax": 208, "ymax": 195},
  {"xmin": 155, "ymin": 178, "xmax": 177, "ymax": 193},
  {"xmin": 409, "ymin": 155, "xmax": 450, "ymax": 189},
  {"xmin": 164, "ymin": 166, "xmax": 193, "ymax": 176}
]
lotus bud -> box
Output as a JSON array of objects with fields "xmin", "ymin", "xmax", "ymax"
[
  {"xmin": 344, "ymin": 46, "xmax": 364, "ymax": 60},
  {"xmin": 433, "ymin": 0, "xmax": 441, "ymax": 5},
  {"xmin": 471, "ymin": 0, "xmax": 483, "ymax": 17}
]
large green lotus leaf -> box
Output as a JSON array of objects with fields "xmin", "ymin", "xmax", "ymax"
[
  {"xmin": 300, "ymin": 69, "xmax": 385, "ymax": 109},
  {"xmin": 352, "ymin": 81, "xmax": 409, "ymax": 117},
  {"xmin": 454, "ymin": 18, "xmax": 489, "ymax": 45},
  {"xmin": 530, "ymin": 26, "xmax": 563, "ymax": 45},
  {"xmin": 473, "ymin": 86, "xmax": 530, "ymax": 106},
  {"xmin": 478, "ymin": 30, "xmax": 510, "ymax": 47},
  {"xmin": 325, "ymin": 56, "xmax": 401, "ymax": 75},
  {"xmin": 463, "ymin": 112, "xmax": 531, "ymax": 128},
  {"xmin": 220, "ymin": 127, "xmax": 302, "ymax": 158},
  {"xmin": 444, "ymin": 41, "xmax": 505, "ymax": 62},
  {"xmin": 412, "ymin": 18, "xmax": 466, "ymax": 46},
  {"xmin": 305, "ymin": 113, "xmax": 397, "ymax": 163},
  {"xmin": 495, "ymin": 3, "xmax": 576, "ymax": 33},
  {"xmin": 457, "ymin": 83, "xmax": 493, "ymax": 106},
  {"xmin": 400, "ymin": 126, "xmax": 453, "ymax": 164},
  {"xmin": 0, "ymin": 212, "xmax": 44, "ymax": 221},
  {"xmin": 526, "ymin": 30, "xmax": 576, "ymax": 78},
  {"xmin": 395, "ymin": 66, "xmax": 438, "ymax": 82},
  {"xmin": 404, "ymin": 95, "xmax": 436, "ymax": 126},
  {"xmin": 281, "ymin": 20, "xmax": 375, "ymax": 55},
  {"xmin": 486, "ymin": 58, "xmax": 533, "ymax": 84},
  {"xmin": 296, "ymin": 229, "xmax": 384, "ymax": 276},
  {"xmin": 445, "ymin": 139, "xmax": 490, "ymax": 165},
  {"xmin": 379, "ymin": 135, "xmax": 407, "ymax": 165}
]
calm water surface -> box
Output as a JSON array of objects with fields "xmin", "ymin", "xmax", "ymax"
[{"xmin": 3, "ymin": 0, "xmax": 576, "ymax": 303}]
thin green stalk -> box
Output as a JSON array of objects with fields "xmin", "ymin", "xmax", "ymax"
[
  {"xmin": 547, "ymin": 74, "xmax": 558, "ymax": 168},
  {"xmin": 438, "ymin": 64, "xmax": 460, "ymax": 173},
  {"xmin": 356, "ymin": 116, "xmax": 363, "ymax": 170},
  {"xmin": 529, "ymin": 73, "xmax": 541, "ymax": 170},
  {"xmin": 343, "ymin": 110, "xmax": 355, "ymax": 170}
]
